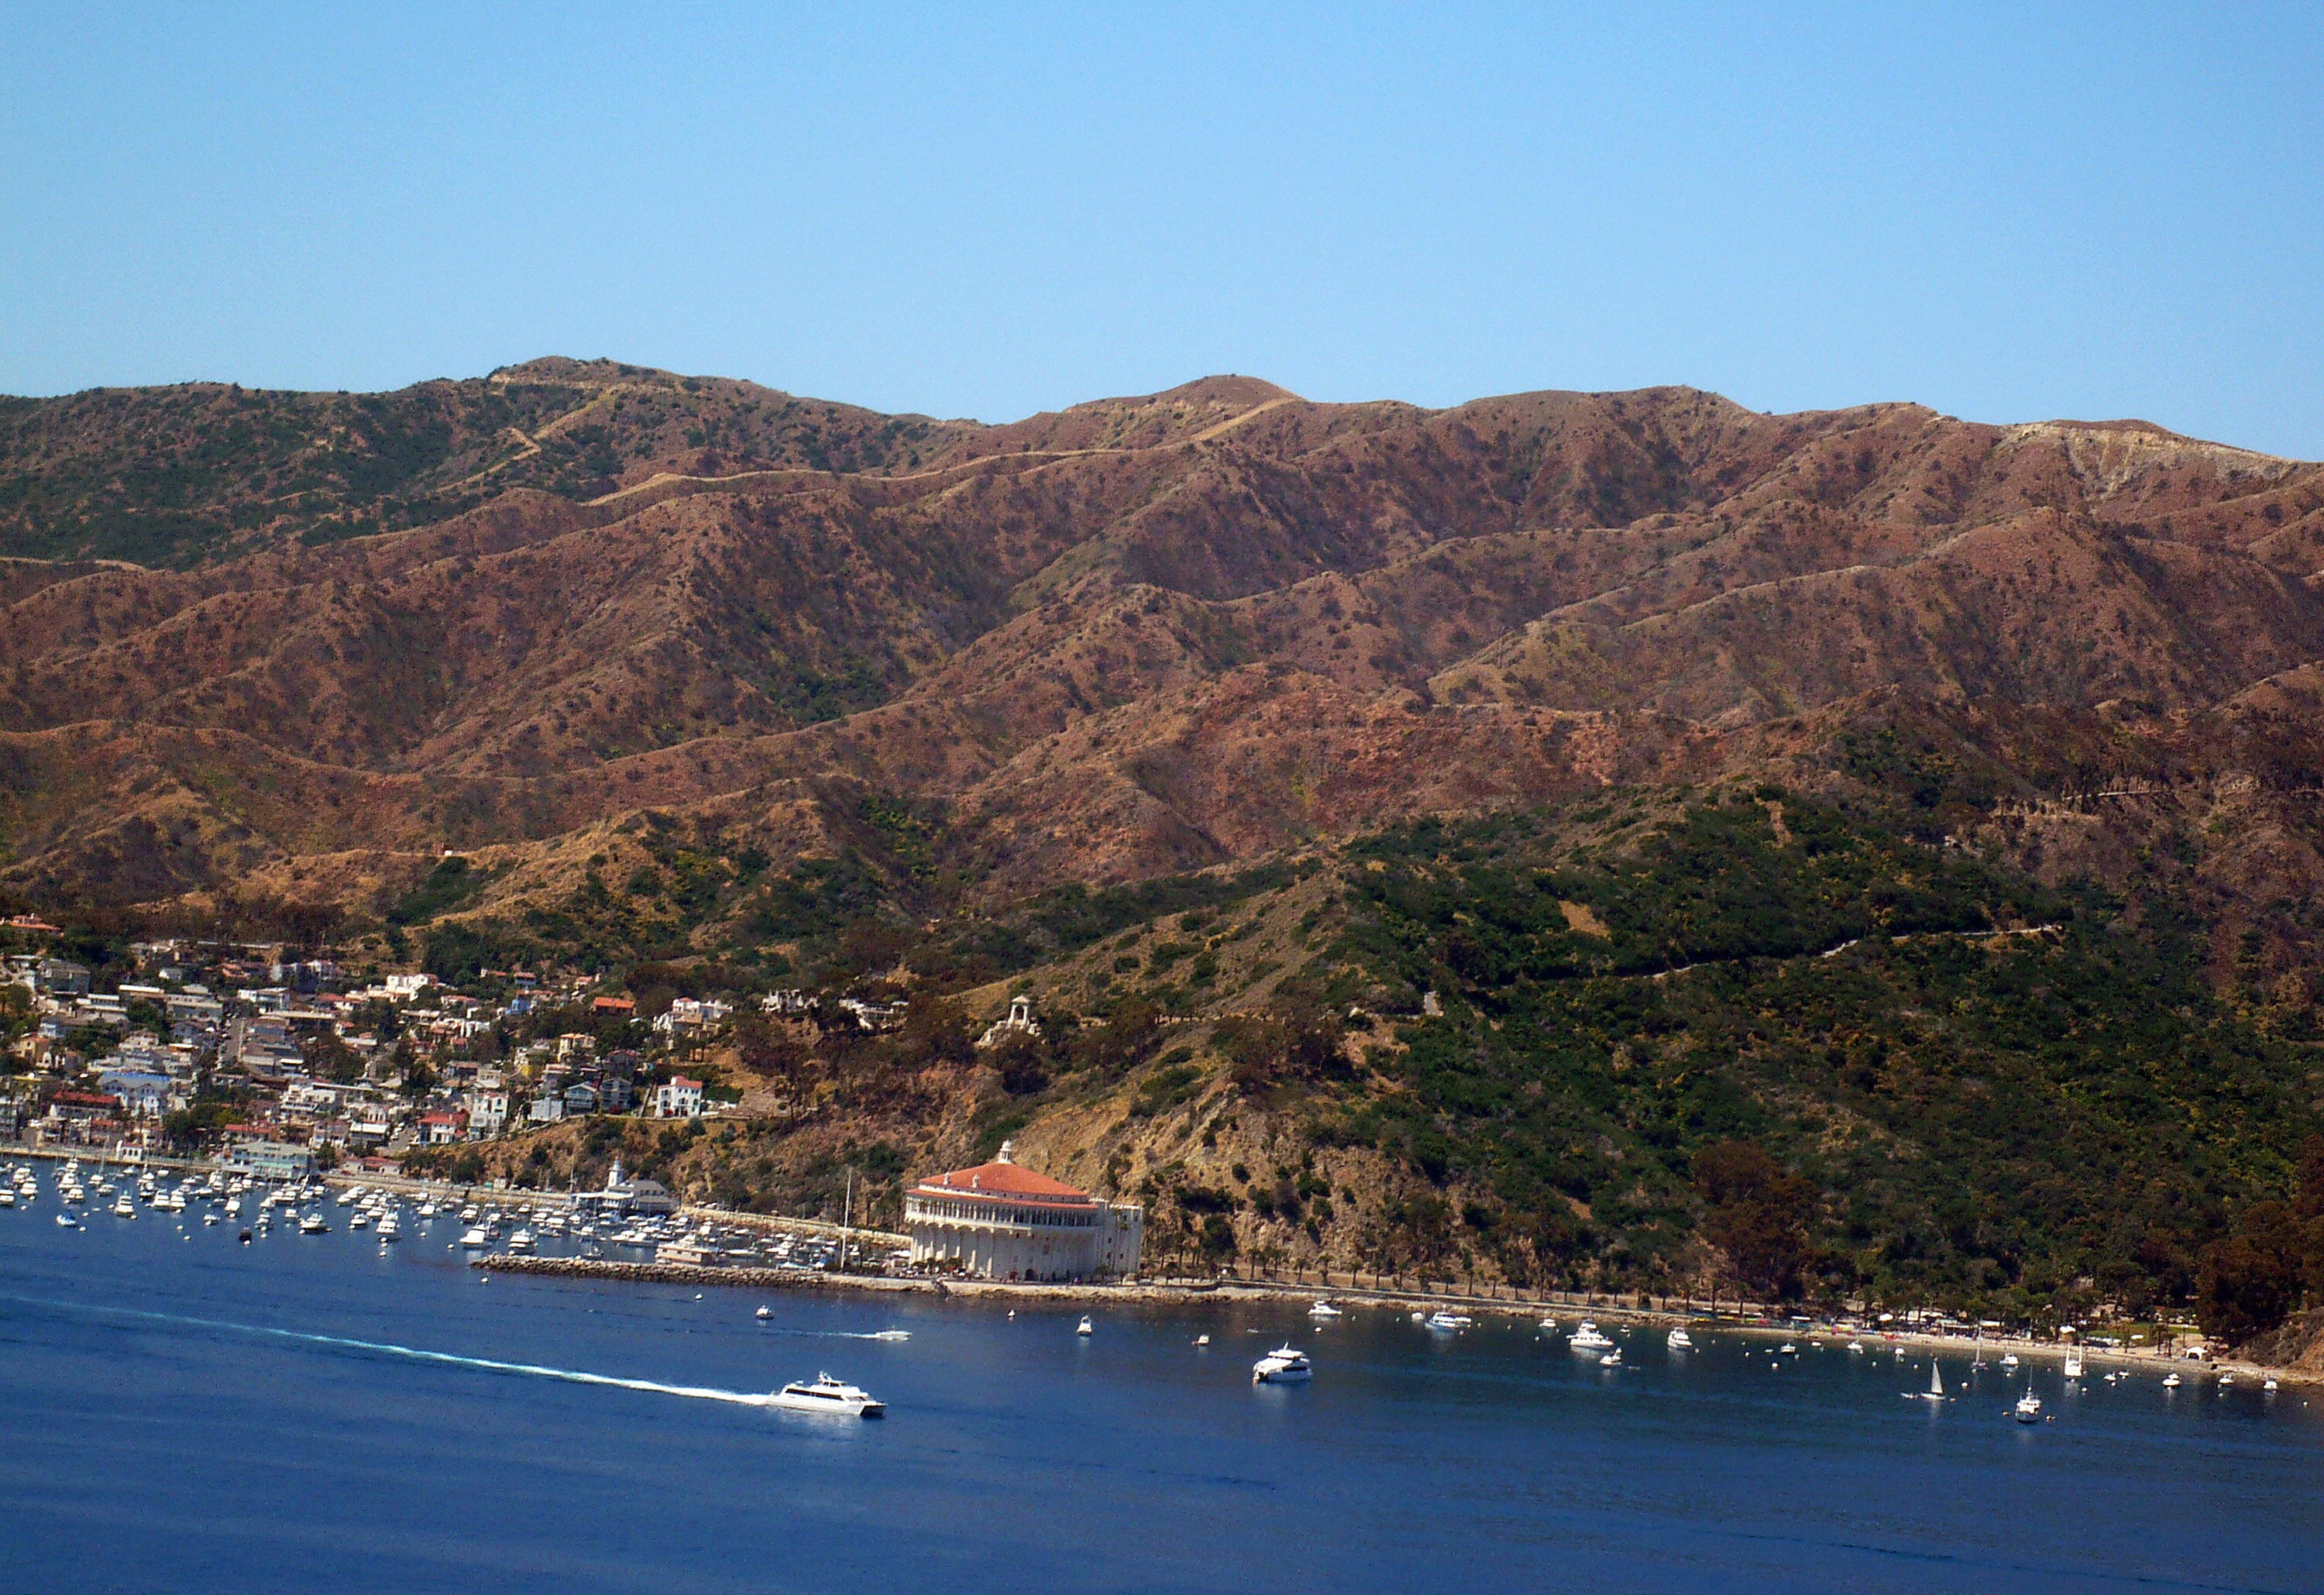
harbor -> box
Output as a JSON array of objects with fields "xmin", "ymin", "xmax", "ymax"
[{"xmin": 8, "ymin": 1187, "xmax": 2324, "ymax": 1595}]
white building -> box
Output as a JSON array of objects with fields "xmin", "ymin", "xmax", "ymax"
[
  {"xmin": 465, "ymin": 1088, "xmax": 509, "ymax": 1137},
  {"xmin": 904, "ymin": 1141, "xmax": 1142, "ymax": 1282},
  {"xmin": 654, "ymin": 1075, "xmax": 704, "ymax": 1119}
]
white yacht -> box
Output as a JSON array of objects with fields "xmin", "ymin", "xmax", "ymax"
[
  {"xmin": 377, "ymin": 1214, "xmax": 401, "ymax": 1242},
  {"xmin": 1307, "ymin": 1300, "xmax": 1344, "ymax": 1319},
  {"xmin": 112, "ymin": 1195, "xmax": 136, "ymax": 1218},
  {"xmin": 766, "ymin": 1374, "xmax": 884, "ymax": 1418},
  {"xmin": 507, "ymin": 1227, "xmax": 535, "ymax": 1253},
  {"xmin": 2014, "ymin": 1386, "xmax": 2043, "ymax": 1423},
  {"xmin": 1666, "ymin": 1326, "xmax": 1694, "ymax": 1350},
  {"xmin": 1426, "ymin": 1310, "xmax": 1473, "ymax": 1332},
  {"xmin": 1253, "ymin": 1346, "xmax": 1314, "ymax": 1384},
  {"xmin": 298, "ymin": 1212, "xmax": 328, "ymax": 1233},
  {"xmin": 1569, "ymin": 1322, "xmax": 1614, "ymax": 1353},
  {"xmin": 349, "ymin": 1211, "xmax": 370, "ymax": 1230},
  {"xmin": 0, "ymin": 1189, "xmax": 13, "ymax": 1208},
  {"xmin": 460, "ymin": 1226, "xmax": 489, "ymax": 1247}
]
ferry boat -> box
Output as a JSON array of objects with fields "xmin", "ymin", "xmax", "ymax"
[
  {"xmin": 1666, "ymin": 1327, "xmax": 1694, "ymax": 1350},
  {"xmin": 1253, "ymin": 1346, "xmax": 1314, "ymax": 1384},
  {"xmin": 766, "ymin": 1374, "xmax": 885, "ymax": 1418},
  {"xmin": 1568, "ymin": 1322, "xmax": 1614, "ymax": 1353}
]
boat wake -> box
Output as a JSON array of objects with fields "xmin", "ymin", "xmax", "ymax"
[{"xmin": 2, "ymin": 1294, "xmax": 775, "ymax": 1408}]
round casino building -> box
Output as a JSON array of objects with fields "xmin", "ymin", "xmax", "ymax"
[{"xmin": 903, "ymin": 1141, "xmax": 1144, "ymax": 1282}]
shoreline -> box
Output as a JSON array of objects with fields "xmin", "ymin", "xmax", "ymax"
[{"xmin": 469, "ymin": 1254, "xmax": 2315, "ymax": 1388}]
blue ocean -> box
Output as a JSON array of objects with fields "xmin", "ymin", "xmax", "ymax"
[{"xmin": 4, "ymin": 1197, "xmax": 2321, "ymax": 1593}]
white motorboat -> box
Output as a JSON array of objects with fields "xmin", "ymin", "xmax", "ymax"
[
  {"xmin": 1999, "ymin": 1353, "xmax": 2020, "ymax": 1370},
  {"xmin": 112, "ymin": 1195, "xmax": 136, "ymax": 1219},
  {"xmin": 377, "ymin": 1214, "xmax": 400, "ymax": 1241},
  {"xmin": 766, "ymin": 1373, "xmax": 884, "ymax": 1418},
  {"xmin": 1426, "ymin": 1310, "xmax": 1473, "ymax": 1332},
  {"xmin": 1599, "ymin": 1349, "xmax": 1622, "ymax": 1366},
  {"xmin": 55, "ymin": 1212, "xmax": 80, "ymax": 1229},
  {"xmin": 1848, "ymin": 1339, "xmax": 1865, "ymax": 1353},
  {"xmin": 2218, "ymin": 1373, "xmax": 2235, "ymax": 1390},
  {"xmin": 1537, "ymin": 1318, "xmax": 1558, "ymax": 1333},
  {"xmin": 1193, "ymin": 1334, "xmax": 1210, "ymax": 1347},
  {"xmin": 2063, "ymin": 1348, "xmax": 2083, "ymax": 1380},
  {"xmin": 1569, "ymin": 1322, "xmax": 1614, "ymax": 1352},
  {"xmin": 224, "ymin": 1198, "xmax": 242, "ymax": 1218},
  {"xmin": 2163, "ymin": 1372, "xmax": 2182, "ymax": 1389},
  {"xmin": 299, "ymin": 1212, "xmax": 328, "ymax": 1233},
  {"xmin": 1253, "ymin": 1346, "xmax": 1314, "ymax": 1384},
  {"xmin": 203, "ymin": 1212, "xmax": 220, "ymax": 1225},
  {"xmin": 755, "ymin": 1305, "xmax": 773, "ymax": 1320},
  {"xmin": 507, "ymin": 1227, "xmax": 535, "ymax": 1253},
  {"xmin": 2015, "ymin": 1387, "xmax": 2043, "ymax": 1423},
  {"xmin": 1666, "ymin": 1327, "xmax": 1694, "ymax": 1350},
  {"xmin": 1076, "ymin": 1315, "xmax": 1094, "ymax": 1336},
  {"xmin": 1307, "ymin": 1300, "xmax": 1344, "ymax": 1319},
  {"xmin": 0, "ymin": 1190, "xmax": 13, "ymax": 1208},
  {"xmin": 460, "ymin": 1226, "xmax": 488, "ymax": 1247},
  {"xmin": 349, "ymin": 1211, "xmax": 370, "ymax": 1230},
  {"xmin": 2264, "ymin": 1373, "xmax": 2279, "ymax": 1392}
]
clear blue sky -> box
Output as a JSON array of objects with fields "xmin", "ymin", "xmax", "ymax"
[{"xmin": 5, "ymin": 4, "xmax": 2320, "ymax": 455}]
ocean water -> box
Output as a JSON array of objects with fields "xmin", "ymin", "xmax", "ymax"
[{"xmin": 4, "ymin": 1200, "xmax": 2322, "ymax": 1593}]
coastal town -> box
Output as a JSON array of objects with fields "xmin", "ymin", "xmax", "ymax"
[{"xmin": 1, "ymin": 912, "xmax": 789, "ymax": 1184}]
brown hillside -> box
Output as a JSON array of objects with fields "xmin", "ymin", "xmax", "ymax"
[{"xmin": 3, "ymin": 369, "xmax": 2322, "ymax": 954}]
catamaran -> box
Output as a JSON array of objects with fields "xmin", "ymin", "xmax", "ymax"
[{"xmin": 766, "ymin": 1374, "xmax": 885, "ymax": 1418}]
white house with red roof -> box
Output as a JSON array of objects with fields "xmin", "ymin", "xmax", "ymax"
[{"xmin": 902, "ymin": 1141, "xmax": 1143, "ymax": 1281}]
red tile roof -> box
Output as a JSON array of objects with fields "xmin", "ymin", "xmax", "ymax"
[{"xmin": 911, "ymin": 1160, "xmax": 1095, "ymax": 1205}]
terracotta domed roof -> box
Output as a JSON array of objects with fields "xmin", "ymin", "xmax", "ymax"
[{"xmin": 911, "ymin": 1155, "xmax": 1095, "ymax": 1207}]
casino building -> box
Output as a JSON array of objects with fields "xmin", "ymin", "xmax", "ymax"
[{"xmin": 904, "ymin": 1142, "xmax": 1143, "ymax": 1281}]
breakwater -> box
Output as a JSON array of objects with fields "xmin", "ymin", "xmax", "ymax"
[{"xmin": 473, "ymin": 1254, "xmax": 930, "ymax": 1294}]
